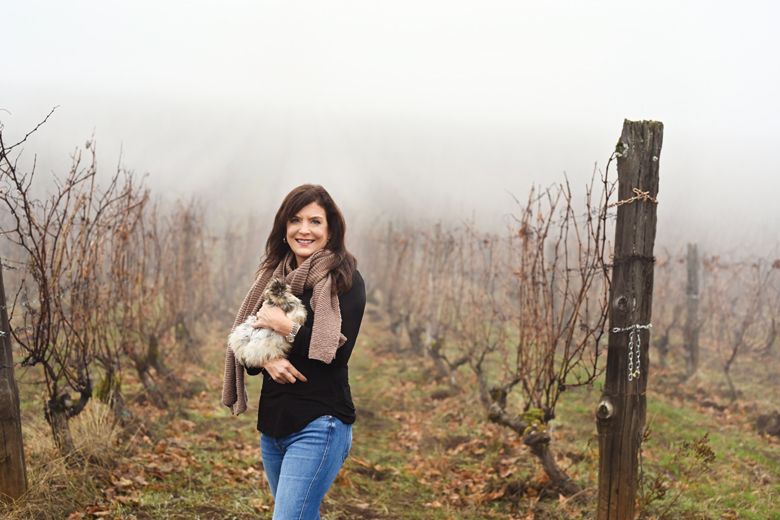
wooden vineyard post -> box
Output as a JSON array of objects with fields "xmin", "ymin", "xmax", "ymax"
[
  {"xmin": 0, "ymin": 260, "xmax": 28, "ymax": 502},
  {"xmin": 684, "ymin": 243, "xmax": 700, "ymax": 377},
  {"xmin": 596, "ymin": 120, "xmax": 663, "ymax": 519}
]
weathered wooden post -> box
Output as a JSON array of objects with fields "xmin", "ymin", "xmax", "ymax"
[
  {"xmin": 0, "ymin": 260, "xmax": 28, "ymax": 502},
  {"xmin": 596, "ymin": 120, "xmax": 662, "ymax": 519},
  {"xmin": 684, "ymin": 243, "xmax": 700, "ymax": 377}
]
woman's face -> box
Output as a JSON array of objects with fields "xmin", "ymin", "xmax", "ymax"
[{"xmin": 286, "ymin": 202, "xmax": 329, "ymax": 266}]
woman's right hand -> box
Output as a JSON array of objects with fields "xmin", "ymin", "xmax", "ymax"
[{"xmin": 263, "ymin": 358, "xmax": 308, "ymax": 384}]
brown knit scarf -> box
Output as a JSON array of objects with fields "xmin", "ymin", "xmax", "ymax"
[{"xmin": 221, "ymin": 249, "xmax": 347, "ymax": 416}]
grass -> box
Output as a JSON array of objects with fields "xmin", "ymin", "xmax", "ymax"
[{"xmin": 3, "ymin": 306, "xmax": 779, "ymax": 519}]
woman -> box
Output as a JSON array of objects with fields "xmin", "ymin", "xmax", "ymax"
[{"xmin": 221, "ymin": 184, "xmax": 366, "ymax": 520}]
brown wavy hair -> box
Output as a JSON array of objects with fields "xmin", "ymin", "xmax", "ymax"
[{"xmin": 257, "ymin": 184, "xmax": 357, "ymax": 294}]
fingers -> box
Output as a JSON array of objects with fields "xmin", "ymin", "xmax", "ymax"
[
  {"xmin": 265, "ymin": 358, "xmax": 307, "ymax": 384},
  {"xmin": 254, "ymin": 306, "xmax": 285, "ymax": 330},
  {"xmin": 271, "ymin": 372, "xmax": 288, "ymax": 385},
  {"xmin": 270, "ymin": 369, "xmax": 298, "ymax": 384},
  {"xmin": 263, "ymin": 306, "xmax": 286, "ymax": 319},
  {"xmin": 252, "ymin": 310, "xmax": 275, "ymax": 329},
  {"xmin": 287, "ymin": 365, "xmax": 308, "ymax": 382},
  {"xmin": 269, "ymin": 369, "xmax": 289, "ymax": 384}
]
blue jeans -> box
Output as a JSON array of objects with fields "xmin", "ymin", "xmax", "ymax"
[{"xmin": 260, "ymin": 415, "xmax": 352, "ymax": 520}]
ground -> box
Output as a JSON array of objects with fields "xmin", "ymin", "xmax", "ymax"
[{"xmin": 4, "ymin": 306, "xmax": 780, "ymax": 519}]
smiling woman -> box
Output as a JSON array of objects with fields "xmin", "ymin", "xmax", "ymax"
[
  {"xmin": 221, "ymin": 184, "xmax": 366, "ymax": 520},
  {"xmin": 286, "ymin": 202, "xmax": 330, "ymax": 267}
]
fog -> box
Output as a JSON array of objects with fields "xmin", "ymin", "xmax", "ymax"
[{"xmin": 3, "ymin": 1, "xmax": 779, "ymax": 254}]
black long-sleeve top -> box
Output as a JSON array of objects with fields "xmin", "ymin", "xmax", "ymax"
[{"xmin": 245, "ymin": 269, "xmax": 366, "ymax": 438}]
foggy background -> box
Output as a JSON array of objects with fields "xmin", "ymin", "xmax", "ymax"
[{"xmin": 3, "ymin": 1, "xmax": 779, "ymax": 254}]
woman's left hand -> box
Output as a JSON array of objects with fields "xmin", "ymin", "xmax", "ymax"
[{"xmin": 253, "ymin": 305, "xmax": 289, "ymax": 334}]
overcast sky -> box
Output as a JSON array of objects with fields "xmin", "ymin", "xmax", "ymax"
[{"xmin": 3, "ymin": 0, "xmax": 779, "ymax": 254}]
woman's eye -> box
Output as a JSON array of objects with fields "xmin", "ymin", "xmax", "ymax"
[{"xmin": 311, "ymin": 220, "xmax": 320, "ymax": 225}]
